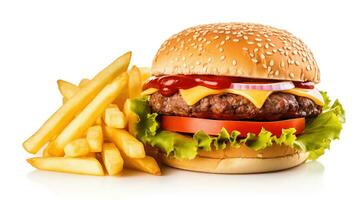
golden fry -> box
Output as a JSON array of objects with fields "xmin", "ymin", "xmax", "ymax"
[
  {"xmin": 86, "ymin": 125, "xmax": 103, "ymax": 152},
  {"xmin": 23, "ymin": 52, "xmax": 131, "ymax": 154},
  {"xmin": 104, "ymin": 126, "xmax": 145, "ymax": 158},
  {"xmin": 102, "ymin": 143, "xmax": 124, "ymax": 175},
  {"xmin": 79, "ymin": 78, "xmax": 90, "ymax": 88},
  {"xmin": 57, "ymin": 80, "xmax": 79, "ymax": 102},
  {"xmin": 27, "ymin": 157, "xmax": 104, "ymax": 176},
  {"xmin": 104, "ymin": 104, "xmax": 127, "ymax": 128},
  {"xmin": 123, "ymin": 154, "xmax": 161, "ymax": 176},
  {"xmin": 128, "ymin": 66, "xmax": 142, "ymax": 98}
]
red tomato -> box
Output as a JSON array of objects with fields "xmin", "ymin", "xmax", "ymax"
[{"xmin": 161, "ymin": 116, "xmax": 305, "ymax": 137}]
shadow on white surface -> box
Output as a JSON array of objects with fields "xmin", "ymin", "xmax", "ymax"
[{"xmin": 26, "ymin": 161, "xmax": 324, "ymax": 199}]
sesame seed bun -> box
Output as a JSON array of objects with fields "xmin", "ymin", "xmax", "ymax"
[
  {"xmin": 152, "ymin": 23, "xmax": 320, "ymax": 83},
  {"xmin": 160, "ymin": 145, "xmax": 308, "ymax": 174}
]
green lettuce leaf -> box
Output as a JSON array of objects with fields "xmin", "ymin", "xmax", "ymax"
[{"xmin": 295, "ymin": 91, "xmax": 345, "ymax": 160}]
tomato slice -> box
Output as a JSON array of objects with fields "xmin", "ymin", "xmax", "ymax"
[{"xmin": 161, "ymin": 116, "xmax": 305, "ymax": 137}]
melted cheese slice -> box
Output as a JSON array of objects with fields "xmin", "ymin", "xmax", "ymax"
[{"xmin": 141, "ymin": 86, "xmax": 324, "ymax": 108}]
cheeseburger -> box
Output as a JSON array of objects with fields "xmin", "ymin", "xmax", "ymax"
[{"xmin": 130, "ymin": 23, "xmax": 345, "ymax": 173}]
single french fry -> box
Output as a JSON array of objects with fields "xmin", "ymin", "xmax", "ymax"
[
  {"xmin": 27, "ymin": 157, "xmax": 104, "ymax": 176},
  {"xmin": 103, "ymin": 104, "xmax": 127, "ymax": 128},
  {"xmin": 102, "ymin": 143, "xmax": 124, "ymax": 175},
  {"xmin": 79, "ymin": 78, "xmax": 90, "ymax": 88},
  {"xmin": 104, "ymin": 126, "xmax": 145, "ymax": 158},
  {"xmin": 139, "ymin": 67, "xmax": 151, "ymax": 85},
  {"xmin": 123, "ymin": 99, "xmax": 139, "ymax": 136},
  {"xmin": 64, "ymin": 138, "xmax": 90, "ymax": 157},
  {"xmin": 128, "ymin": 66, "xmax": 142, "ymax": 98},
  {"xmin": 86, "ymin": 125, "xmax": 103, "ymax": 152},
  {"xmin": 57, "ymin": 80, "xmax": 79, "ymax": 102},
  {"xmin": 23, "ymin": 51, "xmax": 131, "ymax": 154},
  {"xmin": 112, "ymin": 72, "xmax": 129, "ymax": 110},
  {"xmin": 123, "ymin": 154, "xmax": 161, "ymax": 176},
  {"xmin": 49, "ymin": 73, "xmax": 129, "ymax": 156}
]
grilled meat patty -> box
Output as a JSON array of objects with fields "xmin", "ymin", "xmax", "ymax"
[{"xmin": 148, "ymin": 92, "xmax": 322, "ymax": 121}]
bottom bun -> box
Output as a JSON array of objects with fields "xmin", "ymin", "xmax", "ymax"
[{"xmin": 161, "ymin": 152, "xmax": 308, "ymax": 174}]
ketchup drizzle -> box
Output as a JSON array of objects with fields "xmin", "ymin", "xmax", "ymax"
[{"xmin": 143, "ymin": 75, "xmax": 314, "ymax": 96}]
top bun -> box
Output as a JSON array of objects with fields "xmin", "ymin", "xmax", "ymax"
[{"xmin": 152, "ymin": 23, "xmax": 320, "ymax": 83}]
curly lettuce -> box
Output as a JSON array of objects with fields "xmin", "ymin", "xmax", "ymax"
[{"xmin": 131, "ymin": 91, "xmax": 345, "ymax": 160}]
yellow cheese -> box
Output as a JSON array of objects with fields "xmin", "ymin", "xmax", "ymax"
[
  {"xmin": 140, "ymin": 88, "xmax": 158, "ymax": 96},
  {"xmin": 141, "ymin": 86, "xmax": 324, "ymax": 108},
  {"xmin": 283, "ymin": 88, "xmax": 324, "ymax": 106}
]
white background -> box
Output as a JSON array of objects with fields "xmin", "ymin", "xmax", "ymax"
[{"xmin": 1, "ymin": 0, "xmax": 356, "ymax": 199}]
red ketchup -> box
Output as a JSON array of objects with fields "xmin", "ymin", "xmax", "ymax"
[{"xmin": 143, "ymin": 75, "xmax": 314, "ymax": 96}]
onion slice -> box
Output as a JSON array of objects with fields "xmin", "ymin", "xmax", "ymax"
[{"xmin": 230, "ymin": 81, "xmax": 295, "ymax": 91}]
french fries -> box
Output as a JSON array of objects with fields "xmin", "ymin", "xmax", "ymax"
[
  {"xmin": 104, "ymin": 104, "xmax": 127, "ymax": 128},
  {"xmin": 64, "ymin": 138, "xmax": 90, "ymax": 157},
  {"xmin": 123, "ymin": 154, "xmax": 161, "ymax": 176},
  {"xmin": 49, "ymin": 73, "xmax": 129, "ymax": 156},
  {"xmin": 25, "ymin": 51, "xmax": 161, "ymax": 177},
  {"xmin": 86, "ymin": 125, "xmax": 103, "ymax": 152},
  {"xmin": 102, "ymin": 143, "xmax": 124, "ymax": 175},
  {"xmin": 23, "ymin": 52, "xmax": 131, "ymax": 154},
  {"xmin": 104, "ymin": 126, "xmax": 145, "ymax": 158},
  {"xmin": 128, "ymin": 66, "xmax": 142, "ymax": 98},
  {"xmin": 27, "ymin": 157, "xmax": 104, "ymax": 176}
]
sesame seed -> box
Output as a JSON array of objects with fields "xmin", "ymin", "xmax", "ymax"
[
  {"xmin": 280, "ymin": 60, "xmax": 285, "ymax": 67},
  {"xmin": 198, "ymin": 37, "xmax": 202, "ymax": 42},
  {"xmin": 255, "ymin": 38, "xmax": 262, "ymax": 42},
  {"xmin": 208, "ymin": 57, "xmax": 212, "ymax": 63},
  {"xmin": 267, "ymin": 66, "xmax": 272, "ymax": 72},
  {"xmin": 274, "ymin": 70, "xmax": 279, "ymax": 76},
  {"xmin": 260, "ymin": 53, "xmax": 265, "ymax": 60},
  {"xmin": 206, "ymin": 40, "xmax": 212, "ymax": 45},
  {"xmin": 252, "ymin": 58, "xmax": 258, "ymax": 63},
  {"xmin": 220, "ymin": 41, "xmax": 225, "ymax": 45},
  {"xmin": 254, "ymin": 48, "xmax": 259, "ymax": 53},
  {"xmin": 269, "ymin": 43, "xmax": 276, "ymax": 47},
  {"xmin": 307, "ymin": 65, "xmax": 312, "ymax": 71},
  {"xmin": 182, "ymin": 56, "xmax": 186, "ymax": 61},
  {"xmin": 266, "ymin": 51, "xmax": 273, "ymax": 56},
  {"xmin": 249, "ymin": 53, "xmax": 254, "ymax": 58},
  {"xmin": 213, "ymin": 35, "xmax": 220, "ymax": 40},
  {"xmin": 257, "ymin": 43, "xmax": 262, "ymax": 47},
  {"xmin": 269, "ymin": 60, "xmax": 274, "ymax": 66},
  {"xmin": 233, "ymin": 38, "xmax": 240, "ymax": 42},
  {"xmin": 225, "ymin": 36, "xmax": 230, "ymax": 40},
  {"xmin": 220, "ymin": 55, "xmax": 225, "ymax": 61},
  {"xmin": 262, "ymin": 64, "xmax": 267, "ymax": 68},
  {"xmin": 219, "ymin": 47, "xmax": 224, "ymax": 52},
  {"xmin": 295, "ymin": 60, "xmax": 300, "ymax": 66},
  {"xmin": 292, "ymin": 50, "xmax": 298, "ymax": 55},
  {"xmin": 196, "ymin": 61, "xmax": 201, "ymax": 65},
  {"xmin": 232, "ymin": 60, "xmax": 237, "ymax": 66},
  {"xmin": 247, "ymin": 41, "xmax": 255, "ymax": 45},
  {"xmin": 302, "ymin": 57, "xmax": 307, "ymax": 62},
  {"xmin": 273, "ymin": 49, "xmax": 277, "ymax": 53},
  {"xmin": 243, "ymin": 36, "xmax": 249, "ymax": 40},
  {"xmin": 265, "ymin": 44, "xmax": 270, "ymax": 49},
  {"xmin": 242, "ymin": 47, "xmax": 249, "ymax": 51}
]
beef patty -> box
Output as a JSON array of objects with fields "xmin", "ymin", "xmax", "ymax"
[{"xmin": 148, "ymin": 92, "xmax": 322, "ymax": 121}]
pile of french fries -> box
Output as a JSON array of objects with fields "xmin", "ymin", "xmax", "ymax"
[{"xmin": 23, "ymin": 52, "xmax": 160, "ymax": 176}]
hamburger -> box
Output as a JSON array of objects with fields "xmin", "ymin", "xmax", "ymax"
[{"xmin": 130, "ymin": 23, "xmax": 345, "ymax": 173}]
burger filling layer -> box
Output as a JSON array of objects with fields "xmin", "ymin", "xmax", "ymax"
[{"xmin": 148, "ymin": 92, "xmax": 322, "ymax": 121}]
